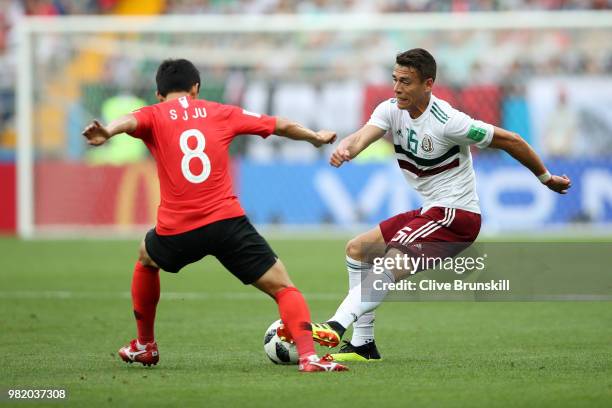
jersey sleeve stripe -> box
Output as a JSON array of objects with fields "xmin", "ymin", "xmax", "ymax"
[
  {"xmin": 397, "ymin": 157, "xmax": 460, "ymax": 178},
  {"xmin": 394, "ymin": 144, "xmax": 460, "ymax": 167},
  {"xmin": 430, "ymin": 105, "xmax": 449, "ymax": 124},
  {"xmin": 432, "ymin": 102, "xmax": 449, "ymax": 119}
]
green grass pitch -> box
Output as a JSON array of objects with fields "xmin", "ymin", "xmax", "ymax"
[{"xmin": 0, "ymin": 236, "xmax": 611, "ymax": 407}]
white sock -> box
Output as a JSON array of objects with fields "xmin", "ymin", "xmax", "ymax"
[
  {"xmin": 345, "ymin": 256, "xmax": 375, "ymax": 347},
  {"xmin": 330, "ymin": 263, "xmax": 394, "ymax": 330},
  {"xmin": 136, "ymin": 340, "xmax": 148, "ymax": 350}
]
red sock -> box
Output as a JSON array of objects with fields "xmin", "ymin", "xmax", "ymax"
[
  {"xmin": 131, "ymin": 261, "xmax": 160, "ymax": 344},
  {"xmin": 275, "ymin": 287, "xmax": 316, "ymax": 359}
]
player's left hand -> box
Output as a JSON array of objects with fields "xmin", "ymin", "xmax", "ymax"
[
  {"xmin": 82, "ymin": 120, "xmax": 111, "ymax": 146},
  {"xmin": 313, "ymin": 130, "xmax": 337, "ymax": 147},
  {"xmin": 545, "ymin": 174, "xmax": 571, "ymax": 194}
]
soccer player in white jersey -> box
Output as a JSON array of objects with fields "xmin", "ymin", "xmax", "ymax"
[{"xmin": 300, "ymin": 48, "xmax": 571, "ymax": 361}]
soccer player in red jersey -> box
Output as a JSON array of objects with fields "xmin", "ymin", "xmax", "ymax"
[{"xmin": 82, "ymin": 59, "xmax": 347, "ymax": 372}]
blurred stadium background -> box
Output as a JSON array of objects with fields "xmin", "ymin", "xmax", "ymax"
[{"xmin": 0, "ymin": 0, "xmax": 611, "ymax": 238}]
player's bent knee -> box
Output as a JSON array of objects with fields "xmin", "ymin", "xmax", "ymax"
[
  {"xmin": 253, "ymin": 259, "xmax": 294, "ymax": 297},
  {"xmin": 138, "ymin": 241, "xmax": 158, "ymax": 268},
  {"xmin": 345, "ymin": 237, "xmax": 364, "ymax": 261},
  {"xmin": 346, "ymin": 227, "xmax": 386, "ymax": 261}
]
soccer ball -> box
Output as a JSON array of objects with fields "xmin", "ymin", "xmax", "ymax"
[{"xmin": 263, "ymin": 319, "xmax": 298, "ymax": 365}]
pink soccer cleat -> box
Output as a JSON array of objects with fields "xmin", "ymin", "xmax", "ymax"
[{"xmin": 299, "ymin": 354, "xmax": 349, "ymax": 372}]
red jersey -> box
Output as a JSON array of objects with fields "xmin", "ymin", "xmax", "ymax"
[{"xmin": 129, "ymin": 96, "xmax": 276, "ymax": 235}]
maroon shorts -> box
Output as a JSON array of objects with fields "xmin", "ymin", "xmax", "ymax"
[{"xmin": 380, "ymin": 207, "xmax": 481, "ymax": 259}]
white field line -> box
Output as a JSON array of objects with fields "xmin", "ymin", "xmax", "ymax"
[{"xmin": 0, "ymin": 290, "xmax": 343, "ymax": 301}]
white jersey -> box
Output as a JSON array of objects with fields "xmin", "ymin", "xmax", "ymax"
[{"xmin": 367, "ymin": 94, "xmax": 494, "ymax": 214}]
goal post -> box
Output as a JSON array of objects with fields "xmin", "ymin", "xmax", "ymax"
[{"xmin": 16, "ymin": 11, "xmax": 612, "ymax": 238}]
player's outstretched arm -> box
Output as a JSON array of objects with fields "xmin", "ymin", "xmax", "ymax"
[
  {"xmin": 330, "ymin": 125, "xmax": 386, "ymax": 168},
  {"xmin": 488, "ymin": 126, "xmax": 571, "ymax": 194},
  {"xmin": 82, "ymin": 114, "xmax": 138, "ymax": 146},
  {"xmin": 274, "ymin": 118, "xmax": 336, "ymax": 147}
]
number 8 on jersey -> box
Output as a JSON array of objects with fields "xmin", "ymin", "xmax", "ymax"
[{"xmin": 179, "ymin": 128, "xmax": 211, "ymax": 183}]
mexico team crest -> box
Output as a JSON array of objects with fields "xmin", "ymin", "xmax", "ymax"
[{"xmin": 421, "ymin": 135, "xmax": 434, "ymax": 152}]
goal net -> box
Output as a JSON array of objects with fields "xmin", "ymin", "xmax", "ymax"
[{"xmin": 16, "ymin": 12, "xmax": 612, "ymax": 238}]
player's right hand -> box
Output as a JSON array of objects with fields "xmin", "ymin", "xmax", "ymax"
[
  {"xmin": 82, "ymin": 120, "xmax": 111, "ymax": 146},
  {"xmin": 313, "ymin": 130, "xmax": 337, "ymax": 147},
  {"xmin": 329, "ymin": 139, "xmax": 352, "ymax": 168}
]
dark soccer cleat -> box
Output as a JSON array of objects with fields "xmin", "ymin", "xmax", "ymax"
[
  {"xmin": 118, "ymin": 339, "xmax": 159, "ymax": 366},
  {"xmin": 299, "ymin": 354, "xmax": 349, "ymax": 372},
  {"xmin": 330, "ymin": 340, "xmax": 382, "ymax": 362}
]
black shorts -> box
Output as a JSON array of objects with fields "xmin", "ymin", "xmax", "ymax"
[{"xmin": 144, "ymin": 216, "xmax": 278, "ymax": 284}]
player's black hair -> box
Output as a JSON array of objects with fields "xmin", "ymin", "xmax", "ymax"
[
  {"xmin": 156, "ymin": 59, "xmax": 201, "ymax": 97},
  {"xmin": 396, "ymin": 48, "xmax": 436, "ymax": 82}
]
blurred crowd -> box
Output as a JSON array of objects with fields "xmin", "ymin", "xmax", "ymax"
[
  {"xmin": 167, "ymin": 0, "xmax": 612, "ymax": 14},
  {"xmin": 2, "ymin": 0, "xmax": 612, "ymax": 17},
  {"xmin": 0, "ymin": 0, "xmax": 611, "ymax": 160}
]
